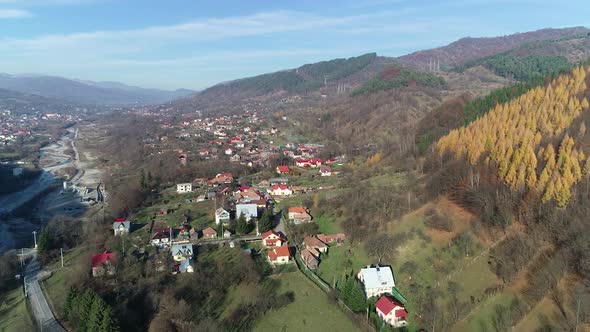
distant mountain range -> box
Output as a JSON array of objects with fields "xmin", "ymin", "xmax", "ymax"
[
  {"xmin": 2, "ymin": 26, "xmax": 589, "ymax": 109},
  {"xmin": 173, "ymin": 26, "xmax": 590, "ymax": 110},
  {"xmin": 0, "ymin": 74, "xmax": 195, "ymax": 106}
]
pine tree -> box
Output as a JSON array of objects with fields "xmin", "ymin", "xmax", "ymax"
[
  {"xmin": 339, "ymin": 275, "xmax": 354, "ymax": 304},
  {"xmin": 76, "ymin": 290, "xmax": 95, "ymax": 331},
  {"xmin": 63, "ymin": 287, "xmax": 78, "ymax": 321},
  {"xmin": 37, "ymin": 229, "xmax": 51, "ymax": 254},
  {"xmin": 258, "ymin": 209, "xmax": 273, "ymax": 233},
  {"xmin": 99, "ymin": 306, "xmax": 119, "ymax": 332},
  {"xmin": 139, "ymin": 169, "xmax": 146, "ymax": 190},
  {"xmin": 87, "ymin": 296, "xmax": 106, "ymax": 332},
  {"xmin": 236, "ymin": 213, "xmax": 249, "ymax": 234},
  {"xmin": 347, "ymin": 280, "xmax": 368, "ymax": 312}
]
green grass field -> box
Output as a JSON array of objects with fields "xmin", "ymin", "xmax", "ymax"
[
  {"xmin": 253, "ymin": 272, "xmax": 358, "ymax": 332},
  {"xmin": 316, "ymin": 244, "xmax": 370, "ymax": 288},
  {"xmin": 0, "ymin": 286, "xmax": 34, "ymax": 332},
  {"xmin": 452, "ymin": 291, "xmax": 515, "ymax": 331},
  {"xmin": 43, "ymin": 246, "xmax": 89, "ymax": 318},
  {"xmin": 312, "ymin": 214, "xmax": 341, "ymax": 234}
]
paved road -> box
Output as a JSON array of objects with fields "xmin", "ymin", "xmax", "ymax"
[
  {"xmin": 273, "ymin": 207, "xmax": 286, "ymax": 235},
  {"xmin": 25, "ymin": 251, "xmax": 65, "ymax": 332},
  {"xmin": 189, "ymin": 234, "xmax": 262, "ymax": 246}
]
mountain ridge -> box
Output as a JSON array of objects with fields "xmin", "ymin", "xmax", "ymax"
[{"xmin": 0, "ymin": 74, "xmax": 195, "ymax": 106}]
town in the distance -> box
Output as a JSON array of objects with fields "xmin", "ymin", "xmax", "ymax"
[{"xmin": 2, "ymin": 3, "xmax": 590, "ymax": 332}]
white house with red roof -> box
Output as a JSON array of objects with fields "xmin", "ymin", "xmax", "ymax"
[
  {"xmin": 276, "ymin": 165, "xmax": 290, "ymax": 174},
  {"xmin": 319, "ymin": 165, "xmax": 332, "ymax": 176},
  {"xmin": 269, "ymin": 185, "xmax": 292, "ymax": 196},
  {"xmin": 288, "ymin": 207, "xmax": 312, "ymax": 224},
  {"xmin": 262, "ymin": 230, "xmax": 286, "ymax": 247},
  {"xmin": 295, "ymin": 159, "xmax": 311, "ymax": 168},
  {"xmin": 375, "ymin": 295, "xmax": 408, "ymax": 328},
  {"xmin": 91, "ymin": 251, "xmax": 117, "ymax": 277},
  {"xmin": 267, "ymin": 246, "xmax": 291, "ymax": 265},
  {"xmin": 295, "ymin": 158, "xmax": 322, "ymax": 168}
]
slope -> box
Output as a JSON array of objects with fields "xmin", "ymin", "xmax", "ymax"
[{"xmin": 426, "ymin": 64, "xmax": 590, "ymax": 331}]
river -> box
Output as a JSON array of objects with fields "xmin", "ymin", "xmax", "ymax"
[{"xmin": 0, "ymin": 130, "xmax": 77, "ymax": 253}]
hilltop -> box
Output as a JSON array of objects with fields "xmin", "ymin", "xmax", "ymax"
[{"xmin": 170, "ymin": 27, "xmax": 590, "ymax": 116}]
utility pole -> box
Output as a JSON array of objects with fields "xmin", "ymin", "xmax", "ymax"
[
  {"xmin": 32, "ymin": 231, "xmax": 37, "ymax": 249},
  {"xmin": 60, "ymin": 248, "xmax": 64, "ymax": 268},
  {"xmin": 576, "ymin": 299, "xmax": 580, "ymax": 332}
]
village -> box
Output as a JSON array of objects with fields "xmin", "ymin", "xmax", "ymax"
[{"xmin": 87, "ymin": 109, "xmax": 411, "ymax": 330}]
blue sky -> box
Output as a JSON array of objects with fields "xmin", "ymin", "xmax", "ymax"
[{"xmin": 0, "ymin": 0, "xmax": 588, "ymax": 90}]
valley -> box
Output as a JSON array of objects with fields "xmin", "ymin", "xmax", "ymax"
[{"xmin": 1, "ymin": 22, "xmax": 590, "ymax": 332}]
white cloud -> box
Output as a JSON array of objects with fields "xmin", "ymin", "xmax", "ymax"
[
  {"xmin": 0, "ymin": 10, "xmax": 374, "ymax": 57},
  {"xmin": 0, "ymin": 9, "xmax": 31, "ymax": 18},
  {"xmin": 0, "ymin": 0, "xmax": 94, "ymax": 5}
]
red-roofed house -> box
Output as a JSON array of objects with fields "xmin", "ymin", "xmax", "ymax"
[
  {"xmin": 276, "ymin": 165, "xmax": 290, "ymax": 174},
  {"xmin": 295, "ymin": 159, "xmax": 310, "ymax": 168},
  {"xmin": 375, "ymin": 295, "xmax": 408, "ymax": 328},
  {"xmin": 209, "ymin": 173, "xmax": 233, "ymax": 185},
  {"xmin": 288, "ymin": 207, "xmax": 312, "ymax": 224},
  {"xmin": 267, "ymin": 246, "xmax": 291, "ymax": 265},
  {"xmin": 91, "ymin": 251, "xmax": 117, "ymax": 277},
  {"xmin": 303, "ymin": 236, "xmax": 328, "ymax": 253},
  {"xmin": 269, "ymin": 185, "xmax": 292, "ymax": 196},
  {"xmin": 319, "ymin": 165, "xmax": 332, "ymax": 176},
  {"xmin": 317, "ymin": 233, "xmax": 346, "ymax": 245},
  {"xmin": 309, "ymin": 158, "xmax": 322, "ymax": 167},
  {"xmin": 202, "ymin": 227, "xmax": 217, "ymax": 239},
  {"xmin": 262, "ymin": 230, "xmax": 286, "ymax": 247}
]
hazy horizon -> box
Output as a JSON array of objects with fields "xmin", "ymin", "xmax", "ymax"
[{"xmin": 1, "ymin": 0, "xmax": 588, "ymax": 90}]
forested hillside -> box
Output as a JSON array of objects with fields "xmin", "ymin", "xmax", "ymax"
[
  {"xmin": 351, "ymin": 65, "xmax": 445, "ymax": 96},
  {"xmin": 457, "ymin": 54, "xmax": 571, "ymax": 82},
  {"xmin": 201, "ymin": 53, "xmax": 379, "ymax": 97},
  {"xmin": 421, "ymin": 64, "xmax": 590, "ymax": 330},
  {"xmin": 438, "ymin": 66, "xmax": 590, "ymax": 207}
]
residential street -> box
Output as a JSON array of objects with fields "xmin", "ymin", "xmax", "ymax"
[{"xmin": 25, "ymin": 251, "xmax": 65, "ymax": 332}]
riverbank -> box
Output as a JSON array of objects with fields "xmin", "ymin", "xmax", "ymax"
[{"xmin": 0, "ymin": 125, "xmax": 104, "ymax": 253}]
